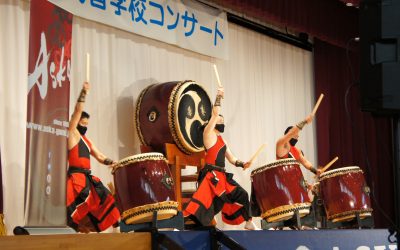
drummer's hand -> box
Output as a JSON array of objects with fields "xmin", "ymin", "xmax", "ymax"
[
  {"xmin": 305, "ymin": 114, "xmax": 314, "ymax": 124},
  {"xmin": 316, "ymin": 168, "xmax": 322, "ymax": 176},
  {"xmin": 217, "ymin": 87, "xmax": 224, "ymax": 98},
  {"xmin": 243, "ymin": 162, "xmax": 251, "ymax": 170},
  {"xmin": 109, "ymin": 162, "xmax": 118, "ymax": 171},
  {"xmin": 308, "ymin": 183, "xmax": 319, "ymax": 194},
  {"xmin": 83, "ymin": 81, "xmax": 90, "ymax": 92}
]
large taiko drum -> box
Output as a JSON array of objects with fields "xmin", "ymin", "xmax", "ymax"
[
  {"xmin": 251, "ymin": 159, "xmax": 311, "ymax": 222},
  {"xmin": 112, "ymin": 153, "xmax": 178, "ymax": 224},
  {"xmin": 135, "ymin": 81, "xmax": 212, "ymax": 154},
  {"xmin": 319, "ymin": 166, "xmax": 373, "ymax": 222}
]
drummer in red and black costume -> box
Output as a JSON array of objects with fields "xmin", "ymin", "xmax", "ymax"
[
  {"xmin": 276, "ymin": 114, "xmax": 321, "ymax": 176},
  {"xmin": 184, "ymin": 87, "xmax": 259, "ymax": 230},
  {"xmin": 66, "ymin": 82, "xmax": 120, "ymax": 233}
]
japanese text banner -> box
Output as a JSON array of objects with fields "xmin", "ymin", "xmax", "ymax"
[{"xmin": 49, "ymin": 0, "xmax": 229, "ymax": 59}]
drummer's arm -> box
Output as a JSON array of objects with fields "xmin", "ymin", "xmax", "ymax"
[
  {"xmin": 225, "ymin": 146, "xmax": 250, "ymax": 169},
  {"xmin": 203, "ymin": 88, "xmax": 224, "ymax": 136},
  {"xmin": 203, "ymin": 106, "xmax": 220, "ymax": 136},
  {"xmin": 276, "ymin": 115, "xmax": 313, "ymax": 157},
  {"xmin": 68, "ymin": 82, "xmax": 89, "ymax": 148},
  {"xmin": 276, "ymin": 127, "xmax": 300, "ymax": 157},
  {"xmin": 69, "ymin": 82, "xmax": 89, "ymax": 132},
  {"xmin": 87, "ymin": 139, "xmax": 115, "ymax": 166},
  {"xmin": 297, "ymin": 151, "xmax": 318, "ymax": 175}
]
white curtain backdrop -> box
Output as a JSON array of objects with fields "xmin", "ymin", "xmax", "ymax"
[{"xmin": 0, "ymin": 0, "xmax": 316, "ymax": 232}]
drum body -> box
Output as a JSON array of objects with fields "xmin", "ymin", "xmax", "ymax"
[
  {"xmin": 251, "ymin": 159, "xmax": 311, "ymax": 222},
  {"xmin": 113, "ymin": 153, "xmax": 178, "ymax": 224},
  {"xmin": 135, "ymin": 81, "xmax": 212, "ymax": 154},
  {"xmin": 319, "ymin": 166, "xmax": 372, "ymax": 222}
]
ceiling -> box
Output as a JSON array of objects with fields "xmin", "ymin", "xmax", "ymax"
[{"xmin": 202, "ymin": 0, "xmax": 359, "ymax": 48}]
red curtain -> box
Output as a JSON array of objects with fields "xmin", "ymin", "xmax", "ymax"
[{"xmin": 314, "ymin": 38, "xmax": 395, "ymax": 228}]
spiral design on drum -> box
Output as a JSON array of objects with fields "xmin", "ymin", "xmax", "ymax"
[
  {"xmin": 135, "ymin": 81, "xmax": 211, "ymax": 154},
  {"xmin": 168, "ymin": 81, "xmax": 211, "ymax": 154}
]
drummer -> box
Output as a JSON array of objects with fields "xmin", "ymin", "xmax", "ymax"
[
  {"xmin": 66, "ymin": 81, "xmax": 120, "ymax": 233},
  {"xmin": 183, "ymin": 87, "xmax": 259, "ymax": 230},
  {"xmin": 276, "ymin": 114, "xmax": 321, "ymax": 176}
]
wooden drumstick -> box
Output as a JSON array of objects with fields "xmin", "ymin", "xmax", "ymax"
[
  {"xmin": 321, "ymin": 156, "xmax": 339, "ymax": 173},
  {"xmin": 249, "ymin": 144, "xmax": 267, "ymax": 164},
  {"xmin": 107, "ymin": 182, "xmax": 115, "ymax": 195},
  {"xmin": 213, "ymin": 64, "xmax": 223, "ymax": 88},
  {"xmin": 86, "ymin": 52, "xmax": 90, "ymax": 83},
  {"xmin": 312, "ymin": 94, "xmax": 324, "ymax": 116}
]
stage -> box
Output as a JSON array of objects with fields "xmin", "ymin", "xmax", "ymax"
[{"xmin": 0, "ymin": 229, "xmax": 396, "ymax": 250}]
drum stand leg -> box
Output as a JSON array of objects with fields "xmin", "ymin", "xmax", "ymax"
[
  {"xmin": 261, "ymin": 207, "xmax": 318, "ymax": 230},
  {"xmin": 192, "ymin": 226, "xmax": 245, "ymax": 250},
  {"xmin": 132, "ymin": 211, "xmax": 184, "ymax": 250},
  {"xmin": 119, "ymin": 211, "xmax": 185, "ymax": 249},
  {"xmin": 324, "ymin": 212, "xmax": 374, "ymax": 229}
]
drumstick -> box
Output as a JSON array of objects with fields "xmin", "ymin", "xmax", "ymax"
[
  {"xmin": 107, "ymin": 182, "xmax": 115, "ymax": 195},
  {"xmin": 86, "ymin": 53, "xmax": 90, "ymax": 83},
  {"xmin": 213, "ymin": 64, "xmax": 223, "ymax": 88},
  {"xmin": 249, "ymin": 144, "xmax": 267, "ymax": 164},
  {"xmin": 312, "ymin": 94, "xmax": 324, "ymax": 116},
  {"xmin": 321, "ymin": 156, "xmax": 339, "ymax": 173}
]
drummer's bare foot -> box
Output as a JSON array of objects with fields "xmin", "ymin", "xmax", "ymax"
[{"xmin": 244, "ymin": 220, "xmax": 261, "ymax": 230}]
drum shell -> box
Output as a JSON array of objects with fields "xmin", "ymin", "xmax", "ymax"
[
  {"xmin": 252, "ymin": 161, "xmax": 310, "ymax": 216},
  {"xmin": 135, "ymin": 82, "xmax": 177, "ymax": 153},
  {"xmin": 113, "ymin": 158, "xmax": 176, "ymax": 213},
  {"xmin": 319, "ymin": 167, "xmax": 372, "ymax": 221}
]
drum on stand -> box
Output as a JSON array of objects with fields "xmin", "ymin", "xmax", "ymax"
[
  {"xmin": 319, "ymin": 166, "xmax": 373, "ymax": 222},
  {"xmin": 251, "ymin": 159, "xmax": 311, "ymax": 222},
  {"xmin": 135, "ymin": 80, "xmax": 212, "ymax": 154},
  {"xmin": 112, "ymin": 153, "xmax": 178, "ymax": 224}
]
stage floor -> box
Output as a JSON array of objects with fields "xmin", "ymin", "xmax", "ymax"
[{"xmin": 0, "ymin": 229, "xmax": 396, "ymax": 250}]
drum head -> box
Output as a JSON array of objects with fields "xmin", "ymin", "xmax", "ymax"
[
  {"xmin": 169, "ymin": 81, "xmax": 212, "ymax": 154},
  {"xmin": 112, "ymin": 153, "xmax": 166, "ymax": 173},
  {"xmin": 251, "ymin": 158, "xmax": 299, "ymax": 177},
  {"xmin": 319, "ymin": 166, "xmax": 362, "ymax": 181}
]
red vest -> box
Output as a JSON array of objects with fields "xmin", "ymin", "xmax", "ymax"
[
  {"xmin": 205, "ymin": 135, "xmax": 226, "ymax": 167},
  {"xmin": 277, "ymin": 145, "xmax": 301, "ymax": 161},
  {"xmin": 68, "ymin": 136, "xmax": 92, "ymax": 169}
]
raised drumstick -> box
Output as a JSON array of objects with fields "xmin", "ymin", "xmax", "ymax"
[
  {"xmin": 249, "ymin": 144, "xmax": 267, "ymax": 164},
  {"xmin": 312, "ymin": 94, "xmax": 324, "ymax": 116},
  {"xmin": 321, "ymin": 156, "xmax": 339, "ymax": 173},
  {"xmin": 107, "ymin": 182, "xmax": 115, "ymax": 195},
  {"xmin": 86, "ymin": 53, "xmax": 90, "ymax": 83},
  {"xmin": 213, "ymin": 64, "xmax": 223, "ymax": 88}
]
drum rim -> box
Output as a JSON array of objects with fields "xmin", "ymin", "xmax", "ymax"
[
  {"xmin": 121, "ymin": 201, "xmax": 179, "ymax": 224},
  {"xmin": 319, "ymin": 166, "xmax": 363, "ymax": 181},
  {"xmin": 134, "ymin": 84, "xmax": 154, "ymax": 147},
  {"xmin": 327, "ymin": 208, "xmax": 373, "ymax": 222},
  {"xmin": 251, "ymin": 158, "xmax": 299, "ymax": 177},
  {"xmin": 112, "ymin": 152, "xmax": 167, "ymax": 174},
  {"xmin": 261, "ymin": 202, "xmax": 311, "ymax": 222},
  {"xmin": 168, "ymin": 80, "xmax": 211, "ymax": 154}
]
